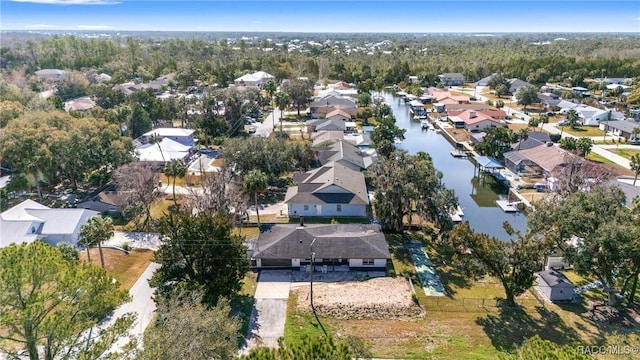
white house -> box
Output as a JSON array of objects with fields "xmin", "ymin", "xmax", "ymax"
[
  {"xmin": 251, "ymin": 223, "xmax": 390, "ymax": 270},
  {"xmin": 438, "ymin": 73, "xmax": 465, "ymax": 86},
  {"xmin": 135, "ymin": 137, "xmax": 192, "ymax": 163},
  {"xmin": 536, "ymin": 270, "xmax": 576, "ymax": 302},
  {"xmin": 141, "ymin": 128, "xmax": 196, "ymax": 147},
  {"xmin": 234, "ymin": 71, "xmax": 275, "ymax": 89},
  {"xmin": 0, "ymin": 199, "xmax": 99, "ymax": 247},
  {"xmin": 35, "ymin": 69, "xmax": 67, "ymax": 81},
  {"xmin": 285, "ymin": 161, "xmax": 369, "ymax": 217}
]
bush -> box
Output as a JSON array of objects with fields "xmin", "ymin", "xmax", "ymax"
[
  {"xmin": 121, "ymin": 242, "xmax": 130, "ymax": 251},
  {"xmin": 549, "ymin": 134, "xmax": 562, "ymax": 143},
  {"xmin": 411, "ymin": 293, "xmax": 420, "ymax": 305}
]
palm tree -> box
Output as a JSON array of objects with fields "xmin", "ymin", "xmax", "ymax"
[
  {"xmin": 631, "ymin": 154, "xmax": 640, "ymax": 186},
  {"xmin": 243, "ymin": 169, "xmax": 268, "ymax": 225},
  {"xmin": 566, "ymin": 109, "xmax": 579, "ymax": 130},
  {"xmin": 517, "ymin": 128, "xmax": 529, "ymax": 150},
  {"xmin": 78, "ymin": 216, "xmax": 114, "ymax": 269},
  {"xmin": 263, "ymin": 80, "xmax": 277, "ymax": 126},
  {"xmin": 275, "ymin": 91, "xmax": 290, "ymax": 133},
  {"xmin": 148, "ymin": 133, "xmax": 166, "ymax": 163},
  {"xmin": 632, "ymin": 127, "xmax": 640, "ymax": 142},
  {"xmin": 164, "ymin": 159, "xmax": 188, "ymax": 207}
]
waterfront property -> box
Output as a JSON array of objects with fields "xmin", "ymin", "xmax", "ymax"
[
  {"xmin": 251, "ymin": 223, "xmax": 390, "ymax": 270},
  {"xmin": 536, "ymin": 270, "xmax": 576, "ymax": 302},
  {"xmin": 285, "ymin": 161, "xmax": 369, "ymax": 217}
]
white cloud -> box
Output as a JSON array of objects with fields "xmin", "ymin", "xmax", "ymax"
[
  {"xmin": 76, "ymin": 24, "xmax": 113, "ymax": 29},
  {"xmin": 25, "ymin": 23, "xmax": 60, "ymax": 29},
  {"xmin": 12, "ymin": 0, "xmax": 120, "ymax": 5}
]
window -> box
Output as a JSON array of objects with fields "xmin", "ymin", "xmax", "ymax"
[
  {"xmin": 363, "ymin": 258, "xmax": 374, "ymax": 265},
  {"xmin": 336, "ymin": 204, "xmax": 342, "ymax": 212},
  {"xmin": 303, "ymin": 205, "xmax": 309, "ymax": 211}
]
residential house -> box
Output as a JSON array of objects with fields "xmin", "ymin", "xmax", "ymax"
[
  {"xmin": 572, "ymin": 105, "xmax": 625, "ymax": 126},
  {"xmin": 509, "ymin": 78, "xmax": 533, "ymax": 94},
  {"xmin": 519, "ymin": 145, "xmax": 573, "ymax": 177},
  {"xmin": 316, "ymin": 88, "xmax": 359, "ymax": 100},
  {"xmin": 602, "ymin": 120, "xmax": 640, "ymax": 140},
  {"xmin": 309, "ymin": 94, "xmax": 358, "ymax": 118},
  {"xmin": 536, "ymin": 270, "xmax": 576, "ymax": 302},
  {"xmin": 233, "ymin": 71, "xmax": 275, "ymax": 89},
  {"xmin": 114, "ymin": 74, "xmax": 175, "ymax": 95},
  {"xmin": 449, "ymin": 110, "xmax": 502, "ymax": 131},
  {"xmin": 327, "ymin": 81, "xmax": 352, "ymax": 90},
  {"xmin": 141, "ymin": 128, "xmax": 196, "ymax": 147},
  {"xmin": 538, "ymin": 92, "xmax": 561, "ymax": 108},
  {"xmin": 594, "ymin": 77, "xmax": 632, "ymax": 86},
  {"xmin": 64, "ymin": 96, "xmax": 96, "ymax": 112},
  {"xmin": 408, "ymin": 76, "xmax": 420, "ymax": 84},
  {"xmin": 35, "ymin": 69, "xmax": 67, "ymax": 81},
  {"xmin": 251, "ymin": 223, "xmax": 390, "ymax": 270},
  {"xmin": 1, "ymin": 199, "xmax": 98, "ymax": 247},
  {"xmin": 438, "ymin": 73, "xmax": 465, "ymax": 86},
  {"xmin": 77, "ymin": 186, "xmax": 132, "ymax": 214},
  {"xmin": 428, "ymin": 88, "xmax": 470, "ymax": 104},
  {"xmin": 306, "ymin": 118, "xmax": 350, "ymax": 132},
  {"xmin": 504, "ymin": 150, "xmax": 543, "ymax": 176},
  {"xmin": 285, "ymin": 161, "xmax": 369, "ymax": 217},
  {"xmin": 135, "ymin": 137, "xmax": 192, "ymax": 163},
  {"xmin": 510, "ymin": 132, "xmax": 551, "ymax": 151},
  {"xmin": 470, "ymin": 132, "xmax": 486, "ymax": 145},
  {"xmin": 325, "ymin": 109, "xmax": 352, "ymax": 122},
  {"xmin": 316, "ymin": 140, "xmax": 376, "ymax": 171},
  {"xmin": 476, "ymin": 73, "xmax": 497, "ymax": 87}
]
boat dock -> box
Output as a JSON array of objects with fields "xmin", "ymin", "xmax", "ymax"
[
  {"xmin": 450, "ymin": 149, "xmax": 468, "ymax": 158},
  {"xmin": 495, "ymin": 200, "xmax": 519, "ymax": 212}
]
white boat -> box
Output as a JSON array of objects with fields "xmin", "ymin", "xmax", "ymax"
[
  {"xmin": 420, "ymin": 120, "xmax": 431, "ymax": 129},
  {"xmin": 450, "ymin": 206, "xmax": 464, "ymax": 222},
  {"xmin": 496, "ymin": 200, "xmax": 519, "ymax": 212}
]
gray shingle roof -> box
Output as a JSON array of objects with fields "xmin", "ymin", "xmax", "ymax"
[
  {"xmin": 284, "ymin": 162, "xmax": 369, "ymax": 205},
  {"xmin": 316, "ymin": 140, "xmax": 375, "ymax": 170},
  {"xmin": 606, "ymin": 120, "xmax": 640, "ymax": 133},
  {"xmin": 253, "ymin": 224, "xmax": 390, "ymax": 260},
  {"xmin": 538, "ymin": 270, "xmax": 575, "ymax": 288}
]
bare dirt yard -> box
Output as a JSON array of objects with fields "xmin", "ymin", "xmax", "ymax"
[{"xmin": 292, "ymin": 277, "xmax": 423, "ymax": 319}]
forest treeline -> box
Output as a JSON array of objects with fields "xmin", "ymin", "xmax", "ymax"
[{"xmin": 2, "ymin": 33, "xmax": 639, "ymax": 89}]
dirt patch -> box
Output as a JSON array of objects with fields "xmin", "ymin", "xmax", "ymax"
[{"xmin": 293, "ymin": 277, "xmax": 423, "ymax": 319}]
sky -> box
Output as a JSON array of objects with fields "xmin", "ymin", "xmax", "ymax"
[{"xmin": 1, "ymin": 0, "xmax": 639, "ymax": 33}]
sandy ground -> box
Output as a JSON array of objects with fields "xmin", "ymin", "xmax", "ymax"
[{"xmin": 292, "ymin": 277, "xmax": 423, "ymax": 319}]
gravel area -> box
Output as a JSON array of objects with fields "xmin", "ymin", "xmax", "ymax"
[{"xmin": 293, "ymin": 277, "xmax": 423, "ymax": 319}]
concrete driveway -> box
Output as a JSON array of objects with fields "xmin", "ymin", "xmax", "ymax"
[{"xmin": 241, "ymin": 270, "xmax": 291, "ymax": 353}]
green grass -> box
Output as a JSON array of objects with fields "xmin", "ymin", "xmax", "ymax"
[
  {"xmin": 586, "ymin": 152, "xmax": 614, "ymax": 164},
  {"xmin": 609, "ymin": 148, "xmax": 640, "ymax": 160},
  {"xmin": 561, "ymin": 126, "xmax": 605, "ymax": 137},
  {"xmin": 233, "ymin": 271, "xmax": 258, "ymax": 338}
]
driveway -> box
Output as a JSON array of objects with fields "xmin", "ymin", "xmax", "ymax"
[
  {"xmin": 104, "ymin": 262, "xmax": 160, "ymax": 354},
  {"xmin": 255, "ymin": 110, "xmax": 280, "ymax": 138},
  {"xmin": 241, "ymin": 270, "xmax": 291, "ymax": 353}
]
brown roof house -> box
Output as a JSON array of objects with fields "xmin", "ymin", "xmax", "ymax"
[
  {"xmin": 77, "ymin": 187, "xmax": 133, "ymax": 215},
  {"xmin": 251, "ymin": 223, "xmax": 390, "ymax": 270},
  {"xmin": 285, "ymin": 161, "xmax": 369, "ymax": 218}
]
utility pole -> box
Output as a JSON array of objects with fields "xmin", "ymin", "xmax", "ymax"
[{"xmin": 306, "ymin": 237, "xmax": 326, "ymax": 336}]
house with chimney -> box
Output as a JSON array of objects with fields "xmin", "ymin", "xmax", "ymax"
[
  {"xmin": 251, "ymin": 223, "xmax": 390, "ymax": 270},
  {"xmin": 448, "ymin": 109, "xmax": 503, "ymax": 131}
]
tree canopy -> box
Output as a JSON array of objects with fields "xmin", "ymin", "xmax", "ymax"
[
  {"xmin": 150, "ymin": 212, "xmax": 250, "ymax": 305},
  {"xmin": 0, "ymin": 242, "xmax": 132, "ymax": 360}
]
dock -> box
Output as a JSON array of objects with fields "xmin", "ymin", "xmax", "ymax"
[
  {"xmin": 495, "ymin": 200, "xmax": 519, "ymax": 212},
  {"xmin": 450, "ymin": 150, "xmax": 467, "ymax": 158}
]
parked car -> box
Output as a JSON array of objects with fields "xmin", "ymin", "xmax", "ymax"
[
  {"xmin": 557, "ymin": 120, "xmax": 569, "ymax": 126},
  {"xmin": 248, "ymin": 126, "xmax": 257, "ymax": 134}
]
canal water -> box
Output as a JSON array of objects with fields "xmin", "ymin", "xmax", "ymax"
[{"xmin": 381, "ymin": 92, "xmax": 528, "ymax": 240}]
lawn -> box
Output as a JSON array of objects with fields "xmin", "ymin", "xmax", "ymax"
[
  {"xmin": 560, "ymin": 126, "xmax": 605, "ymax": 137},
  {"xmin": 586, "ymin": 153, "xmax": 634, "ymax": 176},
  {"xmin": 234, "ymin": 271, "xmax": 258, "ymax": 338},
  {"xmin": 609, "ymin": 148, "xmax": 640, "ymax": 160},
  {"xmin": 80, "ymin": 248, "xmax": 155, "ymax": 290},
  {"xmin": 284, "ymin": 231, "xmax": 622, "ymax": 359}
]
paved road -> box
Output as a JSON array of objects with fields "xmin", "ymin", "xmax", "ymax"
[
  {"xmin": 255, "ymin": 110, "xmax": 281, "ymax": 138},
  {"xmin": 241, "ymin": 270, "xmax": 291, "ymax": 354},
  {"xmin": 105, "ymin": 262, "xmax": 160, "ymax": 354}
]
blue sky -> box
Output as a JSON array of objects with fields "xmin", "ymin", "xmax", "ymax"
[{"xmin": 2, "ymin": 1, "xmax": 639, "ymax": 33}]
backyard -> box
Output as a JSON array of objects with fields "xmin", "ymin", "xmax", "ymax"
[
  {"xmin": 80, "ymin": 248, "xmax": 155, "ymax": 290},
  {"xmin": 283, "ymin": 232, "xmax": 637, "ymax": 359}
]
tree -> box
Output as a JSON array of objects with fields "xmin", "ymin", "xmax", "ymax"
[
  {"xmin": 515, "ymin": 85, "xmax": 539, "ymax": 110},
  {"xmin": 151, "ymin": 212, "xmax": 249, "ymax": 305},
  {"xmin": 475, "ymin": 127, "xmax": 516, "ymax": 161},
  {"xmin": 286, "ymin": 79, "xmax": 312, "ymax": 117},
  {"xmin": 113, "ymin": 162, "xmax": 159, "ymax": 231},
  {"xmin": 240, "ymin": 335, "xmax": 353, "ymax": 360},
  {"xmin": 243, "ymin": 169, "xmax": 268, "ymax": 226},
  {"xmin": 631, "ymin": 153, "xmax": 640, "ymax": 186},
  {"xmin": 369, "ymin": 150, "xmax": 457, "ymax": 233},
  {"xmin": 164, "ymin": 159, "xmax": 187, "ymax": 207},
  {"xmin": 559, "ymin": 137, "xmax": 577, "ymax": 151},
  {"xmin": 450, "ymin": 222, "xmax": 547, "ymax": 305},
  {"xmin": 527, "ymin": 186, "xmax": 639, "ymax": 305},
  {"xmin": 576, "ymin": 137, "xmax": 593, "ymax": 157},
  {"xmin": 263, "ymin": 80, "xmax": 277, "ymax": 125},
  {"xmin": 516, "ymin": 128, "xmax": 529, "ymax": 150},
  {"xmin": 0, "ymin": 242, "xmax": 133, "ymax": 360},
  {"xmin": 527, "ymin": 117, "xmax": 539, "ymax": 132},
  {"xmin": 78, "ymin": 216, "xmax": 114, "ymax": 269},
  {"xmin": 274, "ymin": 91, "xmax": 290, "ymax": 133},
  {"xmin": 566, "ymin": 109, "xmax": 580, "ymax": 130},
  {"xmin": 129, "ymin": 103, "xmax": 152, "ymax": 138},
  {"xmin": 499, "ymin": 335, "xmax": 589, "ymax": 360},
  {"xmin": 494, "ymin": 84, "xmax": 510, "ymax": 98},
  {"xmin": 370, "ymin": 114, "xmax": 405, "ymax": 158},
  {"xmin": 140, "ymin": 291, "xmax": 241, "ymax": 360}
]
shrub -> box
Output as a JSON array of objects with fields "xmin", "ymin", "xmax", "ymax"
[
  {"xmin": 122, "ymin": 242, "xmax": 130, "ymax": 251},
  {"xmin": 549, "ymin": 134, "xmax": 562, "ymax": 143}
]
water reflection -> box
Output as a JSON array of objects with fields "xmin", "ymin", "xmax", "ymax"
[{"xmin": 380, "ymin": 92, "xmax": 528, "ymax": 240}]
